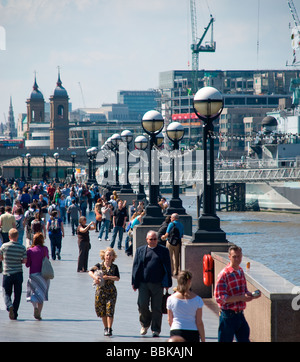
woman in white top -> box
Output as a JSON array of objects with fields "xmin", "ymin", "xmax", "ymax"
[{"xmin": 167, "ymin": 270, "xmax": 205, "ymax": 342}]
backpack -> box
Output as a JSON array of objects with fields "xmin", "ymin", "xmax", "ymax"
[
  {"xmin": 26, "ymin": 211, "xmax": 35, "ymax": 232},
  {"xmin": 168, "ymin": 223, "xmax": 181, "ymax": 246},
  {"xmin": 49, "ymin": 218, "xmax": 61, "ymax": 233},
  {"xmin": 32, "ymin": 220, "xmax": 42, "ymax": 234}
]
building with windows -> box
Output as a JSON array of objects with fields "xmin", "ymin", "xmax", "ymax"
[
  {"xmin": 117, "ymin": 90, "xmax": 160, "ymax": 121},
  {"xmin": 158, "ymin": 69, "xmax": 298, "ymax": 157}
]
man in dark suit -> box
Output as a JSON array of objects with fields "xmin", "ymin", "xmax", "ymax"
[{"xmin": 132, "ymin": 230, "xmax": 172, "ymax": 337}]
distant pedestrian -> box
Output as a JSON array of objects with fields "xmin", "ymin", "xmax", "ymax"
[
  {"xmin": 0, "ymin": 228, "xmax": 27, "ymax": 320},
  {"xmin": 98, "ymin": 202, "xmax": 113, "ymax": 241},
  {"xmin": 14, "ymin": 207, "xmax": 25, "ymax": 245},
  {"xmin": 67, "ymin": 199, "xmax": 81, "ymax": 235},
  {"xmin": 89, "ymin": 247, "xmax": 120, "ymax": 336},
  {"xmin": 31, "ymin": 212, "xmax": 46, "ymax": 240},
  {"xmin": 58, "ymin": 194, "xmax": 67, "ymax": 223},
  {"xmin": 94, "ymin": 198, "xmax": 103, "ymax": 232},
  {"xmin": 0, "ymin": 206, "xmax": 17, "ymax": 244},
  {"xmin": 37, "ymin": 194, "xmax": 48, "ymax": 223},
  {"xmin": 24, "ymin": 203, "xmax": 39, "ymax": 248},
  {"xmin": 47, "ymin": 210, "xmax": 64, "ymax": 260},
  {"xmin": 132, "ymin": 230, "xmax": 172, "ymax": 337},
  {"xmin": 110, "ymin": 200, "xmax": 128, "ymax": 250},
  {"xmin": 157, "ymin": 215, "xmax": 171, "ymax": 246},
  {"xmin": 214, "ymin": 244, "xmax": 261, "ymax": 342},
  {"xmin": 161, "ymin": 213, "xmax": 184, "ymax": 276},
  {"xmin": 65, "ymin": 191, "xmax": 76, "ymax": 223},
  {"xmin": 129, "ymin": 199, "xmax": 136, "ymax": 218},
  {"xmin": 167, "ymin": 270, "xmax": 205, "ymax": 342},
  {"xmin": 77, "ymin": 217, "xmax": 95, "ymax": 272},
  {"xmin": 20, "ymin": 188, "xmax": 31, "ymax": 211},
  {"xmin": 79, "ymin": 186, "xmax": 88, "ymax": 217},
  {"xmin": 124, "ymin": 211, "xmax": 145, "ymax": 256},
  {"xmin": 26, "ymin": 232, "xmax": 50, "ymax": 320}
]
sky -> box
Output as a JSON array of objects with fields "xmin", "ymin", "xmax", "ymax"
[{"xmin": 0, "ymin": 0, "xmax": 297, "ymax": 121}]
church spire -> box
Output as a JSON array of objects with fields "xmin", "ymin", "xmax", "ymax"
[{"xmin": 57, "ymin": 66, "xmax": 62, "ymax": 87}]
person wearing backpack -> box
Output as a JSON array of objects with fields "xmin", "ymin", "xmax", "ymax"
[
  {"xmin": 24, "ymin": 204, "xmax": 38, "ymax": 248},
  {"xmin": 47, "ymin": 210, "xmax": 64, "ymax": 260},
  {"xmin": 161, "ymin": 213, "xmax": 184, "ymax": 277}
]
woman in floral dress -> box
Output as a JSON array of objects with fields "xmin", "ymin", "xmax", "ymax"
[{"xmin": 89, "ymin": 247, "xmax": 120, "ymax": 336}]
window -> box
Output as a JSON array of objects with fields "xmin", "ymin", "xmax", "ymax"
[{"xmin": 58, "ymin": 105, "xmax": 64, "ymax": 118}]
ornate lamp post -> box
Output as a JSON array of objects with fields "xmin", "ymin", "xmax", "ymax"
[
  {"xmin": 134, "ymin": 135, "xmax": 148, "ymax": 201},
  {"xmin": 26, "ymin": 153, "xmax": 31, "ymax": 181},
  {"xmin": 21, "ymin": 153, "xmax": 25, "ymax": 181},
  {"xmin": 53, "ymin": 152, "xmax": 59, "ymax": 183},
  {"xmin": 42, "ymin": 153, "xmax": 47, "ymax": 182},
  {"xmin": 193, "ymin": 86, "xmax": 226, "ymax": 242},
  {"xmin": 86, "ymin": 148, "xmax": 92, "ymax": 182},
  {"xmin": 166, "ymin": 121, "xmax": 187, "ymax": 215},
  {"xmin": 71, "ymin": 151, "xmax": 77, "ymax": 183},
  {"xmin": 90, "ymin": 147, "xmax": 98, "ymax": 183},
  {"xmin": 121, "ymin": 129, "xmax": 133, "ymax": 193},
  {"xmin": 141, "ymin": 110, "xmax": 165, "ymax": 225},
  {"xmin": 110, "ymin": 133, "xmax": 122, "ymax": 190}
]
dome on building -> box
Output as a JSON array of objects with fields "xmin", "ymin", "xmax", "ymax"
[
  {"xmin": 262, "ymin": 116, "xmax": 277, "ymax": 127},
  {"xmin": 53, "ymin": 72, "xmax": 68, "ymax": 98},
  {"xmin": 30, "ymin": 77, "xmax": 44, "ymax": 100}
]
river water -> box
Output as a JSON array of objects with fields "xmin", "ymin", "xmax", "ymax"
[{"xmin": 180, "ymin": 195, "xmax": 300, "ymax": 286}]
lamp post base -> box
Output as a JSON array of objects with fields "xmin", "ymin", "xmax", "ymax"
[
  {"xmin": 141, "ymin": 204, "xmax": 165, "ymax": 226},
  {"xmin": 193, "ymin": 214, "xmax": 227, "ymax": 243},
  {"xmin": 166, "ymin": 198, "xmax": 187, "ymax": 215},
  {"xmin": 120, "ymin": 186, "xmax": 134, "ymax": 194}
]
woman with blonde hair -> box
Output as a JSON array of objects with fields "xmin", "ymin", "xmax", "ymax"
[
  {"xmin": 89, "ymin": 247, "xmax": 120, "ymax": 336},
  {"xmin": 26, "ymin": 232, "xmax": 50, "ymax": 320},
  {"xmin": 167, "ymin": 270, "xmax": 205, "ymax": 342}
]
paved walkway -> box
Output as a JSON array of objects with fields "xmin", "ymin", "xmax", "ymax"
[{"xmin": 0, "ymin": 211, "xmax": 219, "ymax": 342}]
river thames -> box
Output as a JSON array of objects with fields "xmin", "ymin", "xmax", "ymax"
[{"xmin": 181, "ymin": 195, "xmax": 300, "ymax": 286}]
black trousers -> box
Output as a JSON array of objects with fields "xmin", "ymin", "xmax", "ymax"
[
  {"xmin": 137, "ymin": 282, "xmax": 163, "ymax": 334},
  {"xmin": 77, "ymin": 241, "xmax": 90, "ymax": 272}
]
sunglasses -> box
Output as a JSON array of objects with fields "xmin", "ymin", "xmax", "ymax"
[{"xmin": 148, "ymin": 238, "xmax": 157, "ymax": 240}]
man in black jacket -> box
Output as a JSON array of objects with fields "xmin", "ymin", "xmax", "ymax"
[{"xmin": 132, "ymin": 230, "xmax": 172, "ymax": 337}]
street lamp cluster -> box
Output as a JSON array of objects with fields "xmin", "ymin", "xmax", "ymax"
[{"xmin": 96, "ymin": 86, "xmax": 226, "ymax": 240}]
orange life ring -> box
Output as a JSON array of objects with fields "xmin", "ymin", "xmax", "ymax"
[{"xmin": 203, "ymin": 254, "xmax": 214, "ymax": 286}]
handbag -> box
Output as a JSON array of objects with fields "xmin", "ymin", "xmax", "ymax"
[
  {"xmin": 161, "ymin": 290, "xmax": 170, "ymax": 314},
  {"xmin": 41, "ymin": 248, "xmax": 54, "ymax": 280},
  {"xmin": 95, "ymin": 212, "xmax": 102, "ymax": 222}
]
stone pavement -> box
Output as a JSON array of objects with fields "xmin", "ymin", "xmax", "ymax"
[{"xmin": 0, "ymin": 211, "xmax": 219, "ymax": 342}]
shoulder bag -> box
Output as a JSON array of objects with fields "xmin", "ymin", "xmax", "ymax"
[{"xmin": 41, "ymin": 247, "xmax": 54, "ymax": 280}]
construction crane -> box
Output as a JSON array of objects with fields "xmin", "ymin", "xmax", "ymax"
[
  {"xmin": 287, "ymin": 0, "xmax": 300, "ymax": 65},
  {"xmin": 78, "ymin": 82, "xmax": 86, "ymax": 108},
  {"xmin": 190, "ymin": 0, "xmax": 216, "ymax": 92}
]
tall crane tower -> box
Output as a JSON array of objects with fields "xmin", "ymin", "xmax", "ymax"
[
  {"xmin": 287, "ymin": 0, "xmax": 300, "ymax": 65},
  {"xmin": 190, "ymin": 0, "xmax": 216, "ymax": 91}
]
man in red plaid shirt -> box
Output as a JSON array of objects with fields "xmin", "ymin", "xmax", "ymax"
[{"xmin": 214, "ymin": 245, "xmax": 260, "ymax": 342}]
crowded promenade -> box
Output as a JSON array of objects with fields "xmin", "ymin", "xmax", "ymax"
[{"xmin": 0, "ymin": 178, "xmax": 219, "ymax": 342}]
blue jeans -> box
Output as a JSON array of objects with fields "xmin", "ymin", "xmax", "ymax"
[
  {"xmin": 49, "ymin": 232, "xmax": 62, "ymax": 260},
  {"xmin": 60, "ymin": 207, "xmax": 66, "ymax": 222},
  {"xmin": 98, "ymin": 219, "xmax": 110, "ymax": 240},
  {"xmin": 2, "ymin": 272, "xmax": 23, "ymax": 318},
  {"xmin": 110, "ymin": 226, "xmax": 124, "ymax": 249},
  {"xmin": 71, "ymin": 218, "xmax": 78, "ymax": 235},
  {"xmin": 218, "ymin": 310, "xmax": 250, "ymax": 342},
  {"xmin": 17, "ymin": 229, "xmax": 24, "ymax": 245}
]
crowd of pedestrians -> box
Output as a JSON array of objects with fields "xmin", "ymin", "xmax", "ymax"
[{"xmin": 0, "ymin": 177, "xmax": 260, "ymax": 342}]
